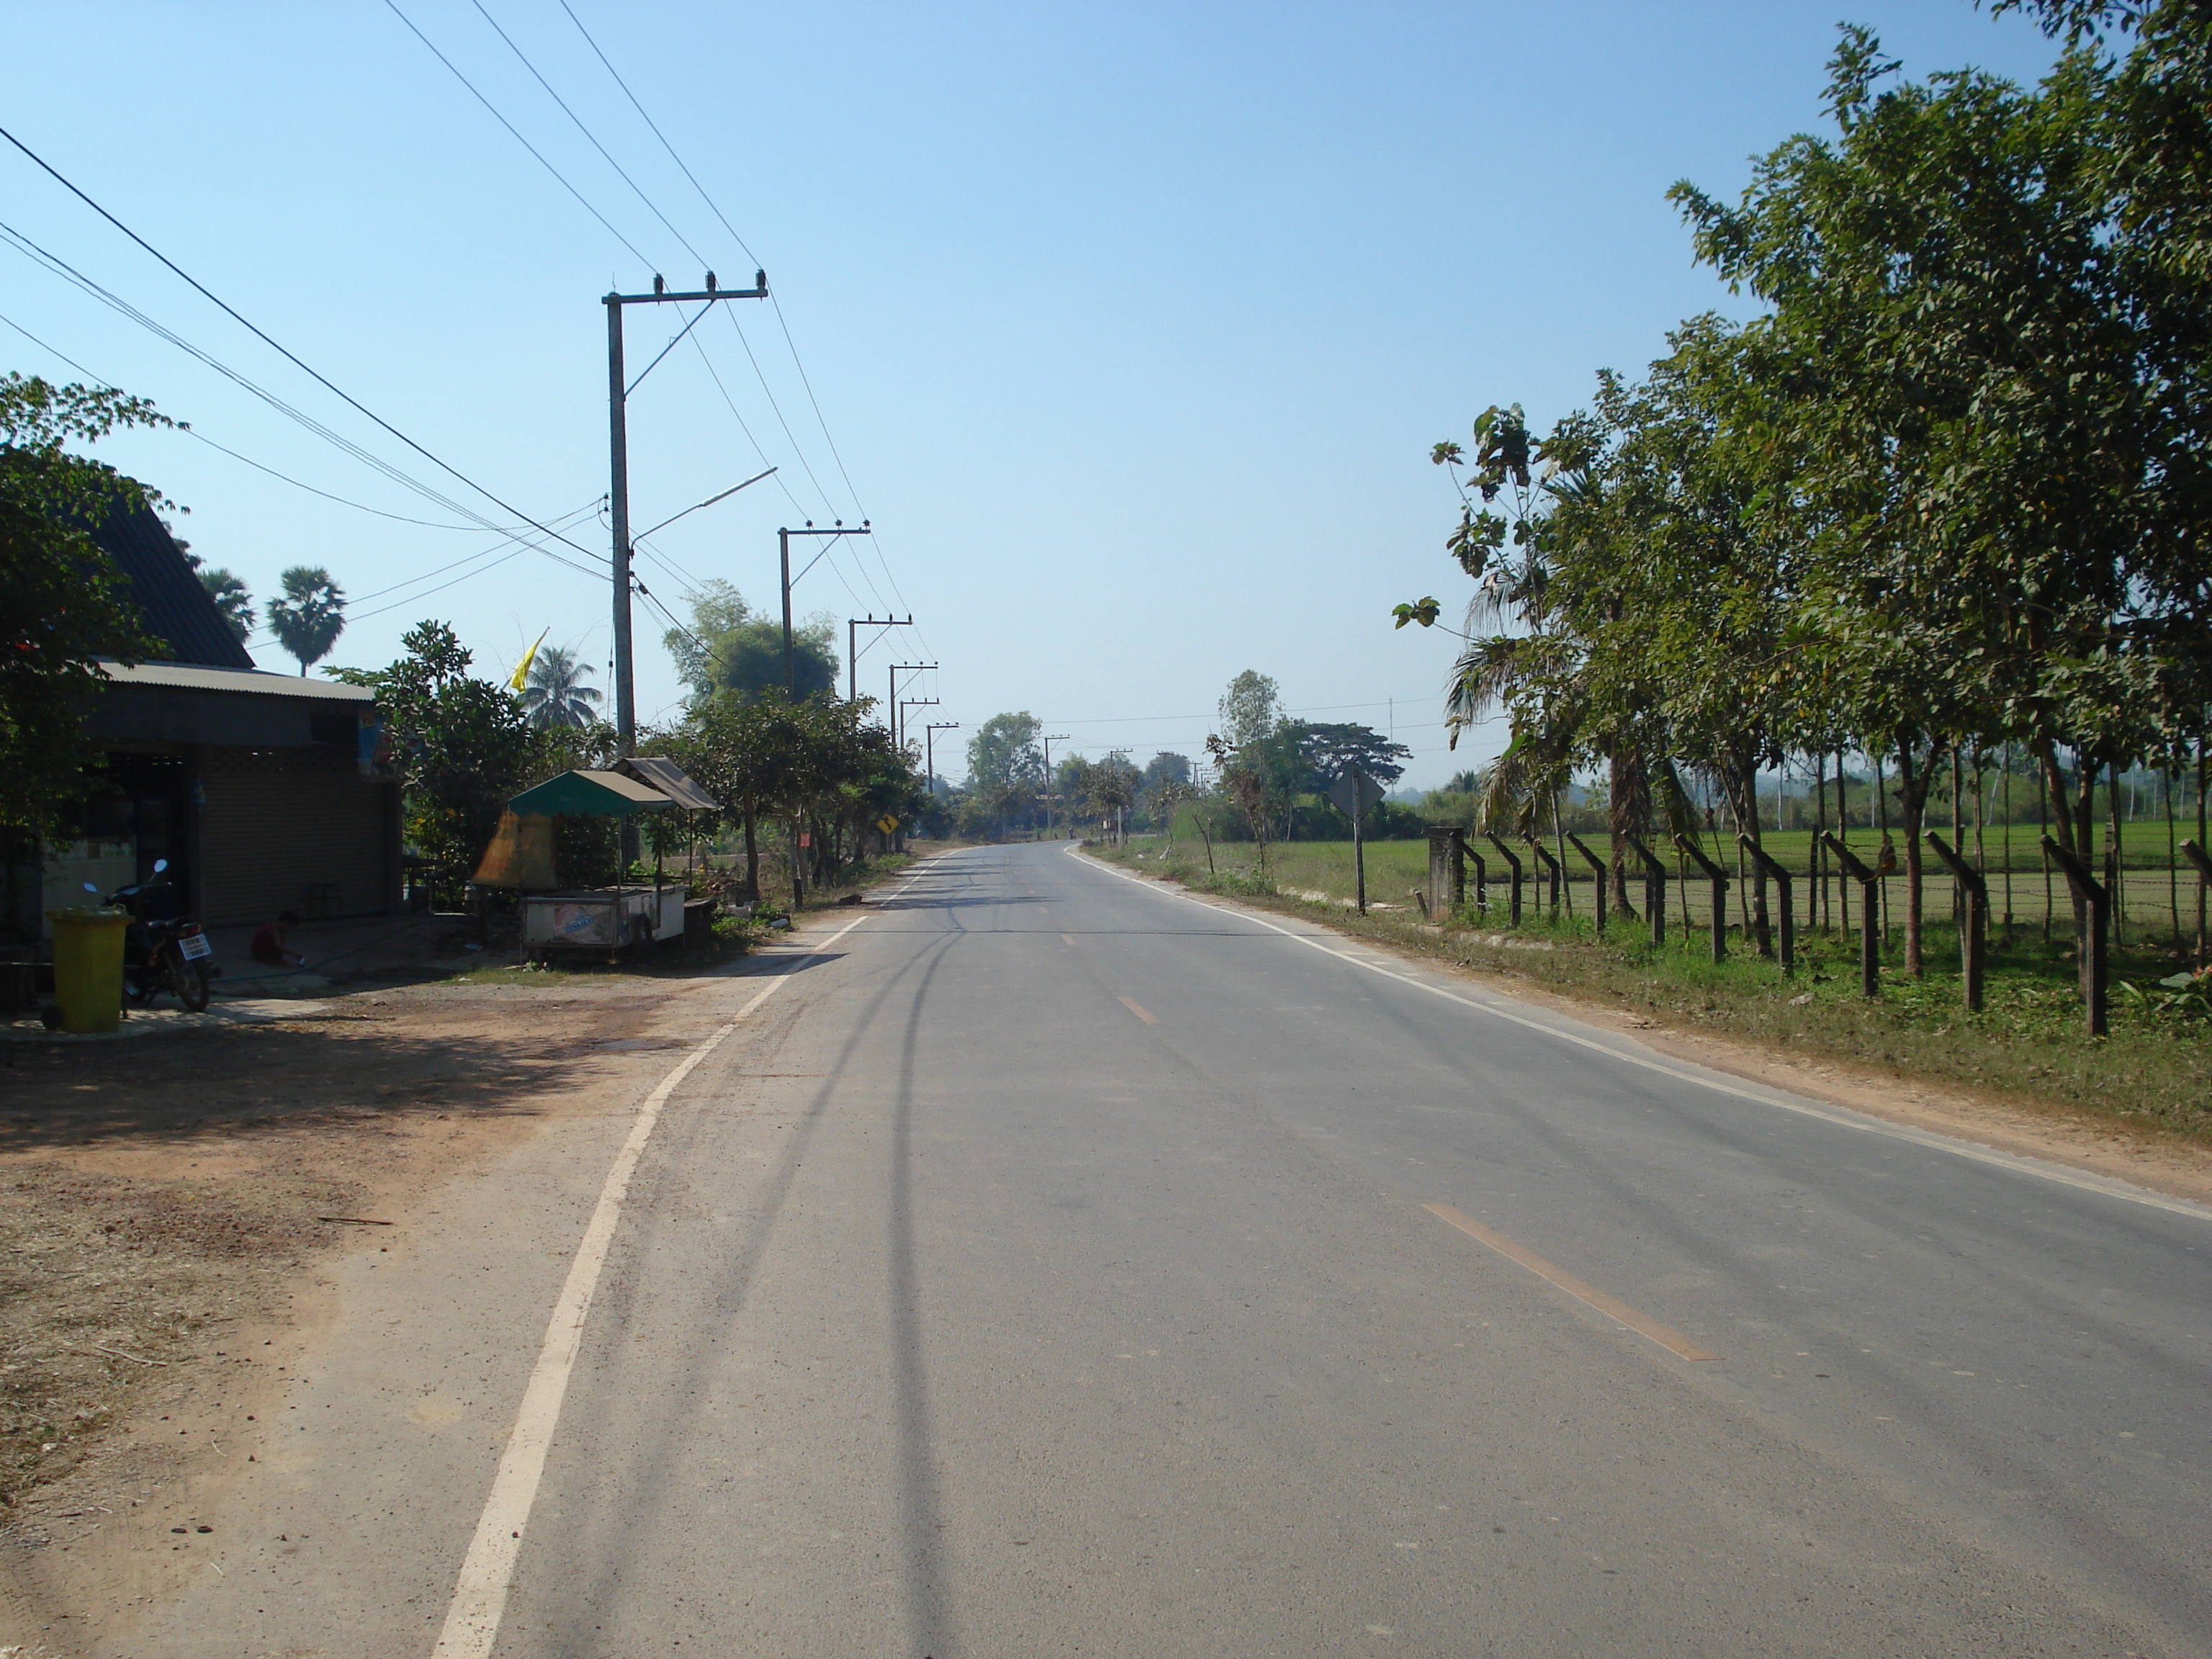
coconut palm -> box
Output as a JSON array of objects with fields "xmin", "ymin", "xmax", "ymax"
[
  {"xmin": 520, "ymin": 644, "xmax": 603, "ymax": 729},
  {"xmin": 266, "ymin": 566, "xmax": 346, "ymax": 675}
]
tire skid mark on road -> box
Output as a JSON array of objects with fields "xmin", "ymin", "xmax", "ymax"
[{"xmin": 429, "ymin": 906, "xmax": 877, "ymax": 1659}]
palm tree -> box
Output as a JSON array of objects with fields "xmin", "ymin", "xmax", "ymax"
[
  {"xmin": 520, "ymin": 644, "xmax": 603, "ymax": 729},
  {"xmin": 266, "ymin": 566, "xmax": 346, "ymax": 675},
  {"xmin": 197, "ymin": 567, "xmax": 254, "ymax": 642}
]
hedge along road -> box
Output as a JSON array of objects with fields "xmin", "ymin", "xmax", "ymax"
[{"xmin": 126, "ymin": 840, "xmax": 2208, "ymax": 1658}]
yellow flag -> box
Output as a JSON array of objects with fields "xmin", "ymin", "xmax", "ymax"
[{"xmin": 509, "ymin": 629, "xmax": 548, "ymax": 693}]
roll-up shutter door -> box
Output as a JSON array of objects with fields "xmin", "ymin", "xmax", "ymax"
[{"xmin": 197, "ymin": 747, "xmax": 394, "ymax": 925}]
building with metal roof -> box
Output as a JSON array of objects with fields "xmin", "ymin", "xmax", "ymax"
[{"xmin": 7, "ymin": 503, "xmax": 405, "ymax": 945}]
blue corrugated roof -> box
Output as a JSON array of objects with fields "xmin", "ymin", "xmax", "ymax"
[{"xmin": 87, "ymin": 500, "xmax": 256, "ymax": 671}]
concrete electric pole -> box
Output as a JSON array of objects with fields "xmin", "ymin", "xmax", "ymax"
[
  {"xmin": 848, "ymin": 615, "xmax": 913, "ymax": 701},
  {"xmin": 778, "ymin": 524, "xmax": 873, "ymax": 691},
  {"xmin": 606, "ymin": 270, "xmax": 767, "ymax": 756},
  {"xmin": 1039, "ymin": 733, "xmax": 1071, "ymax": 836}
]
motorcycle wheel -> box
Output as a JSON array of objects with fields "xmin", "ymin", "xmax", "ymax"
[{"xmin": 176, "ymin": 961, "xmax": 212, "ymax": 1013}]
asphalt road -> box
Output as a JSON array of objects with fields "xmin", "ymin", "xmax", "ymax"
[{"xmin": 125, "ymin": 840, "xmax": 2211, "ymax": 1658}]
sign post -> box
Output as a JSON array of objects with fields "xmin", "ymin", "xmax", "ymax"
[{"xmin": 1328, "ymin": 768, "xmax": 1386, "ymax": 915}]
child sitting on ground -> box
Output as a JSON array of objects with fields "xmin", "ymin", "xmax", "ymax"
[{"xmin": 251, "ymin": 910, "xmax": 307, "ymax": 969}]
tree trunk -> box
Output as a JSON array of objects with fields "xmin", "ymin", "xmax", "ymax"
[
  {"xmin": 1894, "ymin": 739, "xmax": 1941, "ymax": 979},
  {"xmin": 742, "ymin": 805, "xmax": 759, "ymax": 900},
  {"xmin": 1606, "ymin": 750, "xmax": 1647, "ymax": 922},
  {"xmin": 1727, "ymin": 749, "xmax": 1773, "ymax": 957}
]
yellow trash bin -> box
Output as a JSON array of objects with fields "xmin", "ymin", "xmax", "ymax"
[{"xmin": 50, "ymin": 908, "xmax": 130, "ymax": 1034}]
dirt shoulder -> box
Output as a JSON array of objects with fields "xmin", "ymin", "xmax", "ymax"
[
  {"xmin": 0, "ymin": 961, "xmax": 745, "ymax": 1652},
  {"xmin": 1089, "ymin": 850, "xmax": 2212, "ymax": 1212}
]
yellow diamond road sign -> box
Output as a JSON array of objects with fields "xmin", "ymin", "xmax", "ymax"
[{"xmin": 878, "ymin": 815, "xmax": 899, "ymax": 834}]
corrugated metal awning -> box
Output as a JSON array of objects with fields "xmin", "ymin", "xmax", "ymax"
[
  {"xmin": 617, "ymin": 756, "xmax": 719, "ymax": 811},
  {"xmin": 96, "ymin": 661, "xmax": 377, "ymax": 702},
  {"xmin": 508, "ymin": 769, "xmax": 673, "ymax": 817}
]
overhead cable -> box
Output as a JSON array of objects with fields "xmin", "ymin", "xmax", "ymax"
[
  {"xmin": 0, "ymin": 307, "xmax": 523, "ymax": 531},
  {"xmin": 469, "ymin": 0, "xmax": 709, "ymax": 269},
  {"xmin": 0, "ymin": 223, "xmax": 603, "ymax": 583},
  {"xmin": 0, "ymin": 122, "xmax": 611, "ymax": 573},
  {"xmin": 382, "ymin": 0, "xmax": 655, "ymax": 269}
]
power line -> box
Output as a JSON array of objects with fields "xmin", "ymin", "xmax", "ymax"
[
  {"xmin": 5, "ymin": 291, "xmax": 613, "ymax": 642},
  {"xmin": 0, "ymin": 306, "xmax": 520, "ymax": 531},
  {"xmin": 552, "ymin": 4, "xmax": 917, "ymax": 617},
  {"xmin": 468, "ymin": 0, "xmax": 708, "ymax": 269},
  {"xmin": 685, "ymin": 329, "xmax": 809, "ymax": 516},
  {"xmin": 382, "ymin": 0, "xmax": 655, "ymax": 269},
  {"xmin": 431, "ymin": 0, "xmax": 870, "ymax": 619},
  {"xmin": 240, "ymin": 498, "xmax": 606, "ymax": 644},
  {"xmin": 0, "ymin": 122, "xmax": 611, "ymax": 575},
  {"xmin": 0, "ymin": 226, "xmax": 606, "ymax": 586},
  {"xmin": 720, "ymin": 307, "xmax": 837, "ymax": 516},
  {"xmin": 557, "ymin": 0, "xmax": 762, "ymax": 269}
]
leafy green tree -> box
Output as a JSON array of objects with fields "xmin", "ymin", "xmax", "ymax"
[
  {"xmin": 965, "ymin": 711, "xmax": 1045, "ymax": 837},
  {"xmin": 1216, "ymin": 670, "xmax": 1283, "ymax": 752},
  {"xmin": 519, "ymin": 644, "xmax": 603, "ymax": 729},
  {"xmin": 330, "ymin": 621, "xmax": 534, "ymax": 877},
  {"xmin": 665, "ymin": 578, "xmax": 838, "ymax": 701},
  {"xmin": 1301, "ymin": 723, "xmax": 1411, "ymax": 788},
  {"xmin": 197, "ymin": 567, "xmax": 253, "ymax": 642},
  {"xmin": 1672, "ymin": 26, "xmax": 2156, "ymax": 966},
  {"xmin": 1, "ymin": 373, "xmax": 164, "ymax": 840},
  {"xmin": 674, "ymin": 689, "xmax": 922, "ymax": 894},
  {"xmin": 267, "ymin": 565, "xmax": 346, "ymax": 675},
  {"xmin": 1141, "ymin": 751, "xmax": 1191, "ymax": 790}
]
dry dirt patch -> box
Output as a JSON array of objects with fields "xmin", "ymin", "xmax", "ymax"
[{"xmin": 0, "ymin": 977, "xmax": 696, "ymax": 1642}]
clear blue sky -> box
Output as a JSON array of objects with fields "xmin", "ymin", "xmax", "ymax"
[{"xmin": 5, "ymin": 1, "xmax": 2062, "ymax": 787}]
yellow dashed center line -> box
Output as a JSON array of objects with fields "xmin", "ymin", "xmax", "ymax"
[
  {"xmin": 1118, "ymin": 996, "xmax": 1159, "ymax": 1026},
  {"xmin": 1061, "ymin": 933, "xmax": 1078, "ymax": 947},
  {"xmin": 1425, "ymin": 1202, "xmax": 1720, "ymax": 1362}
]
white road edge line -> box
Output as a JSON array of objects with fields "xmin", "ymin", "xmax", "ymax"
[
  {"xmin": 431, "ymin": 907, "xmax": 876, "ymax": 1658},
  {"xmin": 1063, "ymin": 842, "xmax": 2212, "ymax": 1225}
]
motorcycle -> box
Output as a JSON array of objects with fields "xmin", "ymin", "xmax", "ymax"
[{"xmin": 84, "ymin": 858, "xmax": 220, "ymax": 1013}]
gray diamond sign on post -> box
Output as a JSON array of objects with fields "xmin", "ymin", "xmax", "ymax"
[{"xmin": 1328, "ymin": 768, "xmax": 1386, "ymax": 914}]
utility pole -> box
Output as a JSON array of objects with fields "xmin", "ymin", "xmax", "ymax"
[
  {"xmin": 606, "ymin": 270, "xmax": 767, "ymax": 753},
  {"xmin": 900, "ymin": 698, "xmax": 940, "ymax": 755},
  {"xmin": 1039, "ymin": 733, "xmax": 1071, "ymax": 837},
  {"xmin": 888, "ymin": 664, "xmax": 937, "ymax": 750},
  {"xmin": 848, "ymin": 614, "xmax": 913, "ymax": 701},
  {"xmin": 925, "ymin": 723, "xmax": 960, "ymax": 798},
  {"xmin": 778, "ymin": 524, "xmax": 873, "ymax": 690}
]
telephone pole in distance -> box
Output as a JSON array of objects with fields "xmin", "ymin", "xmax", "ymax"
[
  {"xmin": 780, "ymin": 523, "xmax": 872, "ymax": 690},
  {"xmin": 848, "ymin": 614, "xmax": 913, "ymax": 701},
  {"xmin": 888, "ymin": 663, "xmax": 936, "ymax": 748},
  {"xmin": 925, "ymin": 723, "xmax": 960, "ymax": 798},
  {"xmin": 899, "ymin": 698, "xmax": 940, "ymax": 755},
  {"xmin": 1039, "ymin": 733, "xmax": 1072, "ymax": 835}
]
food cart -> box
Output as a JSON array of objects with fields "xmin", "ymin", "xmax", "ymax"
[{"xmin": 478, "ymin": 769, "xmax": 701, "ymax": 962}]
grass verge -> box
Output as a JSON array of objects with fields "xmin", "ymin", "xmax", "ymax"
[{"xmin": 1091, "ymin": 837, "xmax": 2212, "ymax": 1142}]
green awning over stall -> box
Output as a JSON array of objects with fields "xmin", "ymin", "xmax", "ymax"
[{"xmin": 507, "ymin": 769, "xmax": 674, "ymax": 818}]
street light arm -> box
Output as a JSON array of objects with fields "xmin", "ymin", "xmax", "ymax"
[{"xmin": 634, "ymin": 467, "xmax": 778, "ymax": 539}]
